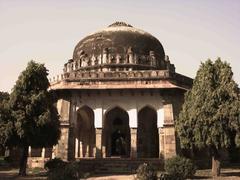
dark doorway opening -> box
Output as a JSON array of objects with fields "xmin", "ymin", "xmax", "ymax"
[
  {"xmin": 137, "ymin": 106, "xmax": 159, "ymax": 158},
  {"xmin": 103, "ymin": 107, "xmax": 130, "ymax": 157}
]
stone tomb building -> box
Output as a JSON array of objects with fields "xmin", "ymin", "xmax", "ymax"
[{"xmin": 28, "ymin": 22, "xmax": 193, "ymax": 168}]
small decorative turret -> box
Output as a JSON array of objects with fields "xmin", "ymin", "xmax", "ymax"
[
  {"xmin": 116, "ymin": 54, "xmax": 121, "ymax": 64},
  {"xmin": 127, "ymin": 47, "xmax": 134, "ymax": 64},
  {"xmin": 102, "ymin": 48, "xmax": 109, "ymax": 64},
  {"xmin": 91, "ymin": 55, "xmax": 96, "ymax": 66},
  {"xmin": 165, "ymin": 55, "xmax": 175, "ymax": 72},
  {"xmin": 63, "ymin": 63, "xmax": 67, "ymax": 73},
  {"xmin": 149, "ymin": 51, "xmax": 156, "ymax": 66}
]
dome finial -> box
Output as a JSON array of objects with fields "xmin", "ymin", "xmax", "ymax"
[{"xmin": 108, "ymin": 21, "xmax": 133, "ymax": 27}]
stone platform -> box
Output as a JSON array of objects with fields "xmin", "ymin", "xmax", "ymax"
[{"xmin": 76, "ymin": 158, "xmax": 163, "ymax": 174}]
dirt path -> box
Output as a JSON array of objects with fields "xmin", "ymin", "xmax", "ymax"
[
  {"xmin": 1, "ymin": 167, "xmax": 240, "ymax": 179},
  {"xmin": 87, "ymin": 174, "xmax": 135, "ymax": 180}
]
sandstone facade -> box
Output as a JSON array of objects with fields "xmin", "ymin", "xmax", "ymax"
[{"xmin": 27, "ymin": 22, "xmax": 193, "ymax": 168}]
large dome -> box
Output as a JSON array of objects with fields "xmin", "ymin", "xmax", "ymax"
[{"xmin": 64, "ymin": 22, "xmax": 172, "ymax": 73}]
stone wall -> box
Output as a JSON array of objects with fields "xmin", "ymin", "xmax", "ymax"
[{"xmin": 52, "ymin": 89, "xmax": 186, "ymax": 160}]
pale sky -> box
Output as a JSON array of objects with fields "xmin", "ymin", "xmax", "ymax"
[{"xmin": 0, "ymin": 0, "xmax": 239, "ymax": 92}]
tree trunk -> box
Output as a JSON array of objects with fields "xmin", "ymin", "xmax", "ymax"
[
  {"xmin": 18, "ymin": 145, "xmax": 28, "ymax": 176},
  {"xmin": 211, "ymin": 148, "xmax": 221, "ymax": 177}
]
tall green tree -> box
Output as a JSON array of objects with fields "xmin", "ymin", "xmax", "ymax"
[
  {"xmin": 0, "ymin": 92, "xmax": 9, "ymax": 102},
  {"xmin": 0, "ymin": 92, "xmax": 15, "ymax": 152},
  {"xmin": 176, "ymin": 58, "xmax": 240, "ymax": 177},
  {"xmin": 0, "ymin": 61, "xmax": 60, "ymax": 176}
]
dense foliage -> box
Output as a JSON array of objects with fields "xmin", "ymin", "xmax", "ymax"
[
  {"xmin": 136, "ymin": 163, "xmax": 157, "ymax": 180},
  {"xmin": 0, "ymin": 61, "xmax": 60, "ymax": 176},
  {"xmin": 45, "ymin": 158, "xmax": 67, "ymax": 171},
  {"xmin": 176, "ymin": 58, "xmax": 240, "ymax": 176},
  {"xmin": 0, "ymin": 92, "xmax": 17, "ymax": 150},
  {"xmin": 164, "ymin": 156, "xmax": 196, "ymax": 179},
  {"xmin": 45, "ymin": 159, "xmax": 83, "ymax": 180},
  {"xmin": 9, "ymin": 61, "xmax": 60, "ymax": 148},
  {"xmin": 0, "ymin": 92, "xmax": 9, "ymax": 102}
]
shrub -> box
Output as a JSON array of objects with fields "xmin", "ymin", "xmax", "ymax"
[
  {"xmin": 164, "ymin": 156, "xmax": 196, "ymax": 180},
  {"xmin": 47, "ymin": 161, "xmax": 82, "ymax": 180},
  {"xmin": 30, "ymin": 167, "xmax": 44, "ymax": 174},
  {"xmin": 44, "ymin": 158, "xmax": 66, "ymax": 171},
  {"xmin": 136, "ymin": 163, "xmax": 157, "ymax": 180},
  {"xmin": 159, "ymin": 172, "xmax": 172, "ymax": 180},
  {"xmin": 63, "ymin": 161, "xmax": 81, "ymax": 179}
]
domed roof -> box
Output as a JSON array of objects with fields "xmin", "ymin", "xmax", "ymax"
[
  {"xmin": 73, "ymin": 22, "xmax": 165, "ymax": 64},
  {"xmin": 63, "ymin": 22, "xmax": 171, "ymax": 73}
]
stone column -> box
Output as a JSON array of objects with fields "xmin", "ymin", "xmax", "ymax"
[
  {"xmin": 52, "ymin": 146, "xmax": 56, "ymax": 159},
  {"xmin": 55, "ymin": 98, "xmax": 71, "ymax": 161},
  {"xmin": 75, "ymin": 138, "xmax": 79, "ymax": 158},
  {"xmin": 95, "ymin": 128, "xmax": 102, "ymax": 158},
  {"xmin": 162, "ymin": 100, "xmax": 176, "ymax": 159},
  {"xmin": 163, "ymin": 126, "xmax": 176, "ymax": 159},
  {"xmin": 41, "ymin": 148, "xmax": 46, "ymax": 158},
  {"xmin": 158, "ymin": 128, "xmax": 164, "ymax": 159},
  {"xmin": 102, "ymin": 146, "xmax": 106, "ymax": 158},
  {"xmin": 86, "ymin": 145, "xmax": 89, "ymax": 157},
  {"xmin": 130, "ymin": 128, "xmax": 137, "ymax": 159},
  {"xmin": 28, "ymin": 146, "xmax": 31, "ymax": 157},
  {"xmin": 79, "ymin": 141, "xmax": 83, "ymax": 158}
]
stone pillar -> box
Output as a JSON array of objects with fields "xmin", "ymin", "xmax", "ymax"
[
  {"xmin": 158, "ymin": 128, "xmax": 164, "ymax": 159},
  {"xmin": 163, "ymin": 103, "xmax": 174, "ymax": 125},
  {"xmin": 130, "ymin": 128, "xmax": 137, "ymax": 158},
  {"xmin": 55, "ymin": 98, "xmax": 71, "ymax": 161},
  {"xmin": 86, "ymin": 145, "xmax": 89, "ymax": 157},
  {"xmin": 94, "ymin": 108, "xmax": 103, "ymax": 128},
  {"xmin": 163, "ymin": 126, "xmax": 176, "ymax": 159},
  {"xmin": 162, "ymin": 100, "xmax": 176, "ymax": 159},
  {"xmin": 128, "ymin": 109, "xmax": 137, "ymax": 128},
  {"xmin": 102, "ymin": 146, "xmax": 106, "ymax": 158},
  {"xmin": 79, "ymin": 141, "xmax": 83, "ymax": 158},
  {"xmin": 41, "ymin": 148, "xmax": 45, "ymax": 159},
  {"xmin": 58, "ymin": 127, "xmax": 70, "ymax": 161},
  {"xmin": 95, "ymin": 128, "xmax": 102, "ymax": 158},
  {"xmin": 52, "ymin": 146, "xmax": 56, "ymax": 159},
  {"xmin": 28, "ymin": 146, "xmax": 31, "ymax": 157},
  {"xmin": 93, "ymin": 147, "xmax": 96, "ymax": 158},
  {"xmin": 75, "ymin": 138, "xmax": 79, "ymax": 158}
]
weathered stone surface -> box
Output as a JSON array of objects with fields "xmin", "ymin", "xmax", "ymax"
[
  {"xmin": 130, "ymin": 128, "xmax": 137, "ymax": 159},
  {"xmin": 24, "ymin": 22, "xmax": 193, "ymax": 169}
]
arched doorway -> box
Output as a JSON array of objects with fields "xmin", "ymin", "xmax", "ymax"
[
  {"xmin": 75, "ymin": 106, "xmax": 95, "ymax": 157},
  {"xmin": 103, "ymin": 107, "xmax": 130, "ymax": 157},
  {"xmin": 137, "ymin": 106, "xmax": 159, "ymax": 158}
]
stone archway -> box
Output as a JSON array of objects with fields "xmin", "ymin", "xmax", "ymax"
[
  {"xmin": 137, "ymin": 106, "xmax": 159, "ymax": 158},
  {"xmin": 75, "ymin": 106, "xmax": 95, "ymax": 158},
  {"xmin": 103, "ymin": 107, "xmax": 130, "ymax": 157}
]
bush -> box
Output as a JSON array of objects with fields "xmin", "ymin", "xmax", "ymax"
[
  {"xmin": 45, "ymin": 158, "xmax": 66, "ymax": 171},
  {"xmin": 47, "ymin": 161, "xmax": 82, "ymax": 180},
  {"xmin": 159, "ymin": 172, "xmax": 172, "ymax": 180},
  {"xmin": 63, "ymin": 161, "xmax": 81, "ymax": 179},
  {"xmin": 164, "ymin": 156, "xmax": 196, "ymax": 180},
  {"xmin": 136, "ymin": 163, "xmax": 157, "ymax": 180}
]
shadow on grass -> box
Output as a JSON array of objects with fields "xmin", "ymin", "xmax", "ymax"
[
  {"xmin": 221, "ymin": 171, "xmax": 240, "ymax": 177},
  {"xmin": 89, "ymin": 172, "xmax": 135, "ymax": 178},
  {"xmin": 192, "ymin": 175, "xmax": 212, "ymax": 179},
  {"xmin": 0, "ymin": 168, "xmax": 47, "ymax": 180}
]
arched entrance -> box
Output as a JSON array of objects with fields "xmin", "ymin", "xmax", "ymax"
[
  {"xmin": 75, "ymin": 106, "xmax": 95, "ymax": 157},
  {"xmin": 137, "ymin": 106, "xmax": 159, "ymax": 158},
  {"xmin": 103, "ymin": 107, "xmax": 130, "ymax": 157}
]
